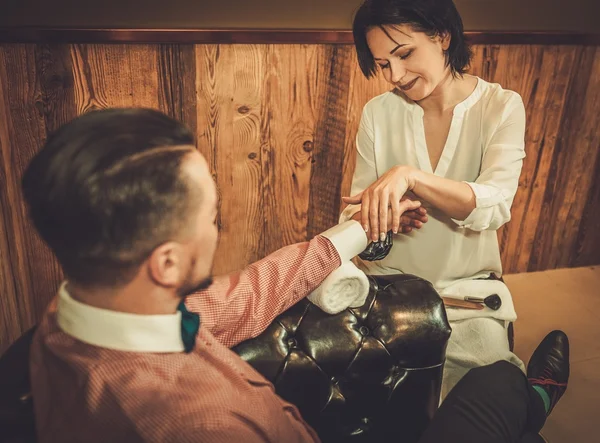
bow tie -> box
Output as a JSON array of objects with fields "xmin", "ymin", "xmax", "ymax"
[{"xmin": 177, "ymin": 301, "xmax": 200, "ymax": 353}]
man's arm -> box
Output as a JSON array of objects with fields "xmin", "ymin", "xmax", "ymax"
[
  {"xmin": 104, "ymin": 364, "xmax": 319, "ymax": 443},
  {"xmin": 185, "ymin": 221, "xmax": 367, "ymax": 347}
]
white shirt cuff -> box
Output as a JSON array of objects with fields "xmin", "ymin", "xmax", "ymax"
[
  {"xmin": 465, "ymin": 182, "xmax": 504, "ymax": 208},
  {"xmin": 320, "ymin": 220, "xmax": 368, "ymax": 262},
  {"xmin": 339, "ymin": 204, "xmax": 362, "ymax": 224},
  {"xmin": 452, "ymin": 208, "xmax": 479, "ymax": 229},
  {"xmin": 452, "ymin": 182, "xmax": 509, "ymax": 230}
]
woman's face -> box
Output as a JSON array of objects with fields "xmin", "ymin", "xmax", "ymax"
[{"xmin": 366, "ymin": 25, "xmax": 450, "ymax": 101}]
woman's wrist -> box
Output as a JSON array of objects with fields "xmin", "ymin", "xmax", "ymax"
[
  {"xmin": 406, "ymin": 167, "xmax": 476, "ymax": 219},
  {"xmin": 395, "ymin": 165, "xmax": 422, "ymax": 193}
]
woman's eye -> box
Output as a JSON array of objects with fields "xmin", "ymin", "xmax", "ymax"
[
  {"xmin": 378, "ymin": 63, "xmax": 390, "ymax": 69},
  {"xmin": 399, "ymin": 50, "xmax": 413, "ymax": 60}
]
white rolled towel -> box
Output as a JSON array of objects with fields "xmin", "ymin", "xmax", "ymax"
[{"xmin": 307, "ymin": 261, "xmax": 370, "ymax": 314}]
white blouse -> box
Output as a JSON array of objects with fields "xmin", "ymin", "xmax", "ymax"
[{"xmin": 341, "ymin": 77, "xmax": 526, "ymax": 290}]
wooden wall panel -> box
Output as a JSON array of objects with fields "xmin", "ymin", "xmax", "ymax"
[
  {"xmin": 1, "ymin": 42, "xmax": 599, "ymax": 353},
  {"xmin": 529, "ymin": 46, "xmax": 600, "ymax": 270},
  {"xmin": 575, "ymin": 138, "xmax": 600, "ymax": 268},
  {"xmin": 260, "ymin": 45, "xmax": 320, "ymax": 256},
  {"xmin": 0, "ymin": 55, "xmax": 25, "ymax": 350},
  {"xmin": 201, "ymin": 45, "xmax": 267, "ymax": 273},
  {"xmin": 157, "ymin": 44, "xmax": 198, "ymax": 135},
  {"xmin": 0, "ymin": 45, "xmax": 58, "ymax": 351},
  {"xmin": 70, "ymin": 44, "xmax": 161, "ymax": 111},
  {"xmin": 306, "ymin": 45, "xmax": 354, "ymax": 238},
  {"xmin": 194, "ymin": 45, "xmax": 219, "ymax": 202},
  {"xmin": 483, "ymin": 45, "xmax": 579, "ymax": 272}
]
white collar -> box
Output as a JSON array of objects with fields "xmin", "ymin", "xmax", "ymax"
[{"xmin": 56, "ymin": 282, "xmax": 185, "ymax": 353}]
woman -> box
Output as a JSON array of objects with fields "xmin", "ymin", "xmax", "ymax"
[{"xmin": 341, "ymin": 0, "xmax": 526, "ymax": 397}]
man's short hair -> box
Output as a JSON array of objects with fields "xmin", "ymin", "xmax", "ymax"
[{"xmin": 22, "ymin": 108, "xmax": 199, "ymax": 287}]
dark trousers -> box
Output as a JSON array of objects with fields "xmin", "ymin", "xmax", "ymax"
[{"xmin": 419, "ymin": 361, "xmax": 547, "ymax": 443}]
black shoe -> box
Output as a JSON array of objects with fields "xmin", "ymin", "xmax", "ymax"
[{"xmin": 527, "ymin": 330, "xmax": 570, "ymax": 415}]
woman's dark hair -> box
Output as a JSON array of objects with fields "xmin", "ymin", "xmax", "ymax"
[
  {"xmin": 353, "ymin": 0, "xmax": 473, "ymax": 78},
  {"xmin": 22, "ymin": 108, "xmax": 199, "ymax": 287}
]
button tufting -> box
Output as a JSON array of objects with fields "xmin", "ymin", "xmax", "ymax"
[{"xmin": 230, "ymin": 273, "xmax": 452, "ymax": 440}]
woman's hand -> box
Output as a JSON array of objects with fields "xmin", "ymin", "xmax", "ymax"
[
  {"xmin": 343, "ymin": 165, "xmax": 421, "ymax": 242},
  {"xmin": 351, "ymin": 202, "xmax": 428, "ymax": 236}
]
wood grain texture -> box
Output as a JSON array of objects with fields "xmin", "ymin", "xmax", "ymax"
[
  {"xmin": 574, "ymin": 131, "xmax": 600, "ymax": 268},
  {"xmin": 480, "ymin": 45, "xmax": 580, "ymax": 273},
  {"xmin": 1, "ymin": 42, "xmax": 599, "ymax": 353},
  {"xmin": 260, "ymin": 44, "xmax": 321, "ymax": 255},
  {"xmin": 306, "ymin": 45, "xmax": 353, "ymax": 238},
  {"xmin": 0, "ymin": 52, "xmax": 23, "ymax": 351},
  {"xmin": 196, "ymin": 45, "xmax": 266, "ymax": 273},
  {"xmin": 530, "ymin": 46, "xmax": 600, "ymax": 271},
  {"xmin": 157, "ymin": 44, "xmax": 197, "ymax": 134},
  {"xmin": 0, "ymin": 44, "xmax": 56, "ymax": 352}
]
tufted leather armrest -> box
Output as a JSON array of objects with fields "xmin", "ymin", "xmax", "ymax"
[{"xmin": 232, "ymin": 274, "xmax": 452, "ymax": 443}]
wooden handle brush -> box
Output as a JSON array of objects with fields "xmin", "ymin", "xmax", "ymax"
[{"xmin": 441, "ymin": 297, "xmax": 484, "ymax": 310}]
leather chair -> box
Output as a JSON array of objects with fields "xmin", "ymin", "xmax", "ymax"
[{"xmin": 0, "ymin": 274, "xmax": 451, "ymax": 443}]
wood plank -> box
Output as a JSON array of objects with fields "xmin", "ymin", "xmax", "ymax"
[
  {"xmin": 0, "ymin": 44, "xmax": 51, "ymax": 353},
  {"xmin": 573, "ymin": 150, "xmax": 600, "ymax": 268},
  {"xmin": 260, "ymin": 44, "xmax": 323, "ymax": 256},
  {"xmin": 126, "ymin": 45, "xmax": 161, "ymax": 109},
  {"xmin": 194, "ymin": 44, "xmax": 218, "ymax": 189},
  {"xmin": 196, "ymin": 45, "xmax": 265, "ymax": 274},
  {"xmin": 483, "ymin": 45, "xmax": 577, "ymax": 273},
  {"xmin": 571, "ymin": 48, "xmax": 600, "ymax": 268},
  {"xmin": 36, "ymin": 44, "xmax": 78, "ymax": 133},
  {"xmin": 306, "ymin": 45, "xmax": 354, "ymax": 238},
  {"xmin": 0, "ymin": 49, "xmax": 22, "ymax": 353},
  {"xmin": 27, "ymin": 44, "xmax": 79, "ymax": 317},
  {"xmin": 530, "ymin": 46, "xmax": 600, "ymax": 270},
  {"xmin": 157, "ymin": 44, "xmax": 197, "ymax": 135},
  {"xmin": 70, "ymin": 44, "xmax": 160, "ymax": 112}
]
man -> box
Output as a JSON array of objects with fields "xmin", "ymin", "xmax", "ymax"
[{"xmin": 23, "ymin": 108, "xmax": 568, "ymax": 442}]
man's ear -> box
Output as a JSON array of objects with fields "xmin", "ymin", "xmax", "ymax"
[{"xmin": 147, "ymin": 242, "xmax": 182, "ymax": 288}]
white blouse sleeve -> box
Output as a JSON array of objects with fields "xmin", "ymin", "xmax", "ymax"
[
  {"xmin": 453, "ymin": 96, "xmax": 526, "ymax": 231},
  {"xmin": 340, "ymin": 107, "xmax": 379, "ymax": 223}
]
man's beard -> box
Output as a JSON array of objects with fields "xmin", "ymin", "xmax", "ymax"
[{"xmin": 178, "ymin": 275, "xmax": 214, "ymax": 297}]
